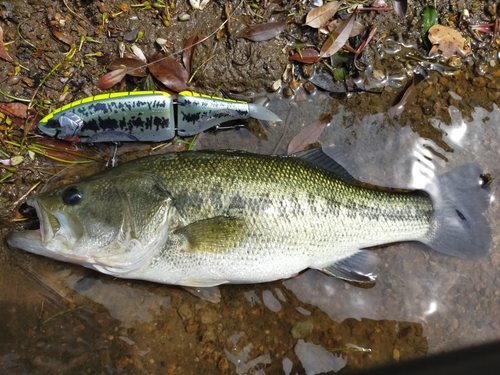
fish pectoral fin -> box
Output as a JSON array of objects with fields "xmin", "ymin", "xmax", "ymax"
[
  {"xmin": 175, "ymin": 216, "xmax": 247, "ymax": 253},
  {"xmin": 319, "ymin": 250, "xmax": 379, "ymax": 283}
]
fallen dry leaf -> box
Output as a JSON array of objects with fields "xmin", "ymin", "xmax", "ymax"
[
  {"xmin": 148, "ymin": 53, "xmax": 193, "ymax": 92},
  {"xmin": 183, "ymin": 34, "xmax": 204, "ymax": 74},
  {"xmin": 51, "ymin": 29, "xmax": 74, "ymax": 46},
  {"xmin": 327, "ymin": 19, "xmax": 367, "ymax": 37},
  {"xmin": 319, "ymin": 9, "xmax": 357, "ymax": 58},
  {"xmin": 288, "ymin": 48, "xmax": 321, "ymax": 63},
  {"xmin": 0, "ymin": 102, "xmax": 28, "ymax": 119},
  {"xmin": 0, "ymin": 26, "xmax": 13, "ymax": 62},
  {"xmin": 243, "ymin": 22, "xmax": 287, "ymax": 42},
  {"xmin": 97, "ymin": 68, "xmax": 128, "ymax": 89},
  {"xmin": 304, "ymin": 1, "xmax": 341, "ymax": 29},
  {"xmin": 108, "ymin": 57, "xmax": 147, "ymax": 77},
  {"xmin": 287, "ymin": 114, "xmax": 331, "ymax": 154},
  {"xmin": 392, "ymin": 0, "xmax": 407, "ymax": 20},
  {"xmin": 428, "ymin": 24, "xmax": 472, "ymax": 59}
]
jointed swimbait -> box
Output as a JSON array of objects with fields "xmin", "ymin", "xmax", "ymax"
[{"xmin": 37, "ymin": 91, "xmax": 281, "ymax": 143}]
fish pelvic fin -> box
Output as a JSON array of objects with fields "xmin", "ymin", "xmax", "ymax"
[
  {"xmin": 247, "ymin": 98, "xmax": 281, "ymax": 123},
  {"xmin": 424, "ymin": 164, "xmax": 491, "ymax": 259},
  {"xmin": 319, "ymin": 250, "xmax": 379, "ymax": 283}
]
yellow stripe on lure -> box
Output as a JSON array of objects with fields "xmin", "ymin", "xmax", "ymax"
[{"xmin": 37, "ymin": 91, "xmax": 281, "ymax": 143}]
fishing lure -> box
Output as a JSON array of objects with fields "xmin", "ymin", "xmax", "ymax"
[{"xmin": 37, "ymin": 91, "xmax": 281, "ymax": 143}]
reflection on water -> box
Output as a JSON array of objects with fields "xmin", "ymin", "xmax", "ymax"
[{"xmin": 1, "ymin": 70, "xmax": 500, "ymax": 373}]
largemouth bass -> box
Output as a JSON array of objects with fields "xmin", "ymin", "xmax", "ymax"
[{"xmin": 6, "ymin": 149, "xmax": 491, "ymax": 287}]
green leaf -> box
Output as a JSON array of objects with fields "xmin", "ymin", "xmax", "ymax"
[
  {"xmin": 422, "ymin": 7, "xmax": 438, "ymax": 51},
  {"xmin": 422, "ymin": 7, "xmax": 438, "ymax": 33}
]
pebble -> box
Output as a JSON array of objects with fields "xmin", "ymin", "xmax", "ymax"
[
  {"xmin": 422, "ymin": 85, "xmax": 433, "ymax": 96},
  {"xmin": 304, "ymin": 81, "xmax": 316, "ymax": 94},
  {"xmin": 283, "ymin": 87, "xmax": 294, "ymax": 98},
  {"xmin": 393, "ymin": 348, "xmax": 400, "ymax": 361},
  {"xmin": 202, "ymin": 326, "xmax": 215, "ymax": 342},
  {"xmin": 486, "ymin": 81, "xmax": 500, "ymax": 90},
  {"xmin": 177, "ymin": 304, "xmax": 193, "ymax": 320},
  {"xmin": 218, "ymin": 357, "xmax": 229, "ymax": 371},
  {"xmin": 200, "ymin": 309, "xmax": 219, "ymax": 324},
  {"xmin": 291, "ymin": 320, "xmax": 314, "ymax": 339},
  {"xmin": 185, "ymin": 323, "xmax": 198, "ymax": 333},
  {"xmin": 302, "ymin": 64, "xmax": 315, "ymax": 78}
]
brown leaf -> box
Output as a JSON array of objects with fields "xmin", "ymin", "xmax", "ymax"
[
  {"xmin": 288, "ymin": 48, "xmax": 320, "ymax": 63},
  {"xmin": 109, "ymin": 57, "xmax": 147, "ymax": 77},
  {"xmin": 243, "ymin": 21, "xmax": 287, "ymax": 42},
  {"xmin": 97, "ymin": 68, "xmax": 128, "ymax": 89},
  {"xmin": 392, "ymin": 0, "xmax": 407, "ymax": 20},
  {"xmin": 287, "ymin": 114, "xmax": 331, "ymax": 155},
  {"xmin": 0, "ymin": 102, "xmax": 28, "ymax": 119},
  {"xmin": 327, "ymin": 19, "xmax": 367, "ymax": 37},
  {"xmin": 388, "ymin": 79, "xmax": 415, "ymax": 118},
  {"xmin": 0, "ymin": 26, "xmax": 13, "ymax": 62},
  {"xmin": 428, "ymin": 25, "xmax": 472, "ymax": 59},
  {"xmin": 148, "ymin": 53, "xmax": 193, "ymax": 92},
  {"xmin": 319, "ymin": 9, "xmax": 357, "ymax": 58},
  {"xmin": 183, "ymin": 34, "xmax": 204, "ymax": 74},
  {"xmin": 51, "ymin": 29, "xmax": 74, "ymax": 46},
  {"xmin": 304, "ymin": 1, "xmax": 342, "ymax": 29}
]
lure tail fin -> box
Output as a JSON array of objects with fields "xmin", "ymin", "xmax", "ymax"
[
  {"xmin": 248, "ymin": 98, "xmax": 282, "ymax": 122},
  {"xmin": 423, "ymin": 164, "xmax": 491, "ymax": 259}
]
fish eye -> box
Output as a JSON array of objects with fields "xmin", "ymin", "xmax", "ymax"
[{"xmin": 62, "ymin": 186, "xmax": 83, "ymax": 205}]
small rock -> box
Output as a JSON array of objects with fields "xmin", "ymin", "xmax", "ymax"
[
  {"xmin": 218, "ymin": 357, "xmax": 229, "ymax": 371},
  {"xmin": 393, "ymin": 348, "xmax": 400, "ymax": 361},
  {"xmin": 283, "ymin": 87, "xmax": 294, "ymax": 98},
  {"xmin": 487, "ymin": 81, "xmax": 500, "ymax": 90},
  {"xmin": 291, "ymin": 320, "xmax": 314, "ymax": 339},
  {"xmin": 472, "ymin": 76, "xmax": 487, "ymax": 88},
  {"xmin": 177, "ymin": 304, "xmax": 193, "ymax": 320},
  {"xmin": 438, "ymin": 76, "xmax": 449, "ymax": 86},
  {"xmin": 200, "ymin": 309, "xmax": 219, "ymax": 324},
  {"xmin": 202, "ymin": 326, "xmax": 216, "ymax": 342},
  {"xmin": 123, "ymin": 29, "xmax": 138, "ymax": 42},
  {"xmin": 304, "ymin": 81, "xmax": 316, "ymax": 94},
  {"xmin": 185, "ymin": 323, "xmax": 198, "ymax": 333},
  {"xmin": 302, "ymin": 64, "xmax": 315, "ymax": 78},
  {"xmin": 422, "ymin": 85, "xmax": 433, "ymax": 96}
]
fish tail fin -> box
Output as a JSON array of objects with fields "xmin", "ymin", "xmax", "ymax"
[
  {"xmin": 423, "ymin": 164, "xmax": 491, "ymax": 259},
  {"xmin": 247, "ymin": 98, "xmax": 282, "ymax": 122}
]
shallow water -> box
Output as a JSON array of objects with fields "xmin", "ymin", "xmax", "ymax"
[{"xmin": 1, "ymin": 71, "xmax": 500, "ymax": 374}]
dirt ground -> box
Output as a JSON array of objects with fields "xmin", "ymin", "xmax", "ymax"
[{"xmin": 1, "ymin": 0, "xmax": 500, "ymax": 374}]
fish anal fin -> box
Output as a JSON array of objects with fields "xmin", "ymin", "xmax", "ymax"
[
  {"xmin": 320, "ymin": 250, "xmax": 379, "ymax": 283},
  {"xmin": 182, "ymin": 286, "xmax": 222, "ymax": 303},
  {"xmin": 176, "ymin": 216, "xmax": 247, "ymax": 253}
]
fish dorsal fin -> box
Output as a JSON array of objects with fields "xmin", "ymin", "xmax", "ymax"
[
  {"xmin": 176, "ymin": 216, "xmax": 247, "ymax": 253},
  {"xmin": 320, "ymin": 250, "xmax": 379, "ymax": 283},
  {"xmin": 291, "ymin": 148, "xmax": 357, "ymax": 184}
]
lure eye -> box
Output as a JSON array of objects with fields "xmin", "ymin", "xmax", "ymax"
[{"xmin": 62, "ymin": 186, "xmax": 83, "ymax": 205}]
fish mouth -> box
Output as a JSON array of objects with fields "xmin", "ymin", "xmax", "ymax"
[
  {"xmin": 26, "ymin": 197, "xmax": 60, "ymax": 246},
  {"xmin": 7, "ymin": 197, "xmax": 84, "ymax": 261}
]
